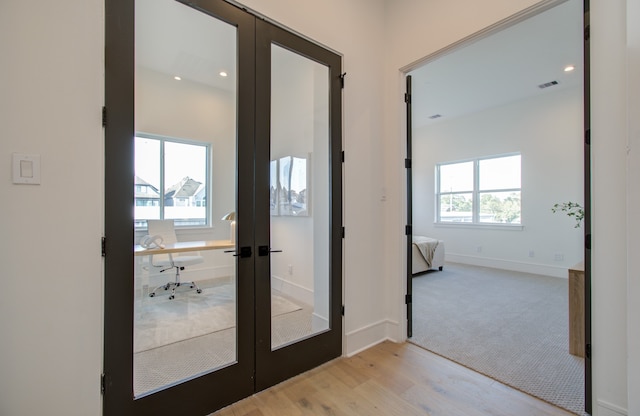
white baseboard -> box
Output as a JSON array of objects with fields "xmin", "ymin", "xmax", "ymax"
[
  {"xmin": 312, "ymin": 313, "xmax": 329, "ymax": 332},
  {"xmin": 345, "ymin": 319, "xmax": 397, "ymax": 357},
  {"xmin": 446, "ymin": 253, "xmax": 569, "ymax": 278},
  {"xmin": 271, "ymin": 275, "xmax": 313, "ymax": 305},
  {"xmin": 597, "ymin": 400, "xmax": 628, "ymax": 416}
]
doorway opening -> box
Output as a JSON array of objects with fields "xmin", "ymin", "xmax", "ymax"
[{"xmin": 404, "ymin": 0, "xmax": 591, "ymax": 414}]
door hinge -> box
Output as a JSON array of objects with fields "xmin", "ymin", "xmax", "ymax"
[
  {"xmin": 101, "ymin": 373, "xmax": 106, "ymax": 395},
  {"xmin": 585, "ymin": 129, "xmax": 591, "ymax": 146},
  {"xmin": 584, "ymin": 25, "xmax": 590, "ymax": 42},
  {"xmin": 405, "ymin": 158, "xmax": 411, "ymax": 169},
  {"xmin": 585, "ymin": 233, "xmax": 591, "ymax": 250},
  {"xmin": 101, "ymin": 237, "xmax": 106, "ymax": 257},
  {"xmin": 585, "ymin": 343, "xmax": 591, "ymax": 359},
  {"xmin": 404, "ymin": 93, "xmax": 411, "ymax": 104},
  {"xmin": 339, "ymin": 72, "xmax": 346, "ymax": 89},
  {"xmin": 341, "ymin": 150, "xmax": 345, "ymax": 163},
  {"xmin": 341, "ymin": 305, "xmax": 345, "ymax": 316},
  {"xmin": 405, "ymin": 225, "xmax": 412, "ymax": 236},
  {"xmin": 405, "ymin": 294, "xmax": 412, "ymax": 304},
  {"xmin": 341, "ymin": 227, "xmax": 345, "ymax": 239},
  {"xmin": 102, "ymin": 106, "xmax": 107, "ymax": 128}
]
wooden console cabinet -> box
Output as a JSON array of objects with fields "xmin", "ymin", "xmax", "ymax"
[{"xmin": 568, "ymin": 261, "xmax": 585, "ymax": 357}]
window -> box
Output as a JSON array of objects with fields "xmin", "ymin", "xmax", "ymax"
[
  {"xmin": 436, "ymin": 154, "xmax": 521, "ymax": 225},
  {"xmin": 134, "ymin": 134, "xmax": 210, "ymax": 228}
]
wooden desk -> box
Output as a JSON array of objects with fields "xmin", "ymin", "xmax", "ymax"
[
  {"xmin": 134, "ymin": 240, "xmax": 234, "ymax": 256},
  {"xmin": 568, "ymin": 261, "xmax": 585, "ymax": 357}
]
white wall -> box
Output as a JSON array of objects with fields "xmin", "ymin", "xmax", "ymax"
[
  {"xmin": 1, "ymin": 0, "xmax": 637, "ymax": 415},
  {"xmin": 413, "ymin": 86, "xmax": 584, "ymax": 277},
  {"xmin": 627, "ymin": 0, "xmax": 640, "ymax": 414},
  {"xmin": 590, "ymin": 1, "xmax": 630, "ymax": 414},
  {"xmin": 0, "ymin": 1, "xmax": 104, "ymax": 415}
]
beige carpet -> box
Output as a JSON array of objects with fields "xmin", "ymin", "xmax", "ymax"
[{"xmin": 410, "ymin": 263, "xmax": 586, "ymax": 415}]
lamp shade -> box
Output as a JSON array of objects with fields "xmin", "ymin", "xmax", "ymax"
[{"xmin": 221, "ymin": 211, "xmax": 235, "ymax": 221}]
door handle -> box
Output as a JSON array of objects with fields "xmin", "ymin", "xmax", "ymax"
[
  {"xmin": 227, "ymin": 246, "xmax": 251, "ymax": 258},
  {"xmin": 258, "ymin": 245, "xmax": 282, "ymax": 256}
]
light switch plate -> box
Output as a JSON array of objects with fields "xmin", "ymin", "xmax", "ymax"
[{"xmin": 12, "ymin": 153, "xmax": 41, "ymax": 185}]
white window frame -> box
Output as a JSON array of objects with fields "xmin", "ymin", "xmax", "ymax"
[
  {"xmin": 134, "ymin": 132, "xmax": 212, "ymax": 229},
  {"xmin": 436, "ymin": 153, "xmax": 522, "ymax": 227}
]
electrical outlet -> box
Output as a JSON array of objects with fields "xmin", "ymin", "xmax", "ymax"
[
  {"xmin": 554, "ymin": 253, "xmax": 564, "ymax": 261},
  {"xmin": 476, "ymin": 246, "xmax": 482, "ymax": 253},
  {"xmin": 529, "ymin": 250, "xmax": 535, "ymax": 258},
  {"xmin": 288, "ymin": 264, "xmax": 293, "ymax": 275}
]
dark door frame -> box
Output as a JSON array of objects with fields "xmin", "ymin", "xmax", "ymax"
[
  {"xmin": 404, "ymin": 1, "xmax": 592, "ymax": 413},
  {"xmin": 582, "ymin": 0, "xmax": 592, "ymax": 413}
]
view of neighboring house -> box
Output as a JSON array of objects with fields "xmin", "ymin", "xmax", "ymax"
[
  {"xmin": 163, "ymin": 176, "xmax": 203, "ymax": 207},
  {"xmin": 134, "ymin": 176, "xmax": 160, "ymax": 207},
  {"xmin": 134, "ymin": 176, "xmax": 206, "ymax": 226}
]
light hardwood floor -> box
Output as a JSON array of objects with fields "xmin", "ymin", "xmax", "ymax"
[{"xmin": 212, "ymin": 341, "xmax": 576, "ymax": 416}]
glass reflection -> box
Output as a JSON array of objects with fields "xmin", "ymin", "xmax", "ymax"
[
  {"xmin": 133, "ymin": 0, "xmax": 237, "ymax": 397},
  {"xmin": 270, "ymin": 44, "xmax": 330, "ymax": 349}
]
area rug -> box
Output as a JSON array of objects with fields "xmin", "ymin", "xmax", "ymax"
[
  {"xmin": 409, "ymin": 263, "xmax": 586, "ymax": 415},
  {"xmin": 134, "ymin": 284, "xmax": 301, "ymax": 353},
  {"xmin": 134, "ymin": 302, "xmax": 314, "ymax": 396}
]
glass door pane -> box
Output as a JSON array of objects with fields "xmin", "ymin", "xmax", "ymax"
[
  {"xmin": 133, "ymin": 0, "xmax": 238, "ymax": 397},
  {"xmin": 269, "ymin": 44, "xmax": 330, "ymax": 349}
]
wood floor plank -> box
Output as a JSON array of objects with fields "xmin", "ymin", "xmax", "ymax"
[{"xmin": 212, "ymin": 341, "xmax": 576, "ymax": 416}]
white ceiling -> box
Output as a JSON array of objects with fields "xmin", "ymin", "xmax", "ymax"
[
  {"xmin": 409, "ymin": 0, "xmax": 583, "ymax": 128},
  {"xmin": 136, "ymin": 0, "xmax": 584, "ymax": 127},
  {"xmin": 135, "ymin": 0, "xmax": 237, "ymax": 91}
]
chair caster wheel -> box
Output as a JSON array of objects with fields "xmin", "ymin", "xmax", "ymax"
[
  {"xmin": 169, "ymin": 295, "xmax": 175, "ymax": 300},
  {"xmin": 196, "ymin": 289, "xmax": 202, "ymax": 294},
  {"xmin": 149, "ymin": 293, "xmax": 155, "ymax": 297}
]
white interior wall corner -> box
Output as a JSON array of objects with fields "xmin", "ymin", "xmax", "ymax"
[
  {"xmin": 626, "ymin": 0, "xmax": 640, "ymax": 414},
  {"xmin": 0, "ymin": 1, "xmax": 105, "ymax": 415},
  {"xmin": 591, "ymin": 0, "xmax": 630, "ymax": 413}
]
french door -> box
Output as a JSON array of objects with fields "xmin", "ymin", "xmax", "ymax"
[{"xmin": 104, "ymin": 1, "xmax": 342, "ymax": 414}]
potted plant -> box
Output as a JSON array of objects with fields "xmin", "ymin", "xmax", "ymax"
[{"xmin": 551, "ymin": 201, "xmax": 584, "ymax": 228}]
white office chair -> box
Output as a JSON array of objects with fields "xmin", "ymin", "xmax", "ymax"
[{"xmin": 146, "ymin": 219, "xmax": 204, "ymax": 300}]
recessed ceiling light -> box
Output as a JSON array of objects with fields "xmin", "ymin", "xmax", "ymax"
[
  {"xmin": 219, "ymin": 71, "xmax": 228, "ymax": 77},
  {"xmin": 174, "ymin": 76, "xmax": 181, "ymax": 81},
  {"xmin": 564, "ymin": 65, "xmax": 575, "ymax": 72}
]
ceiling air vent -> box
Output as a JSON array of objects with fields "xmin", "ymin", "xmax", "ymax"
[
  {"xmin": 538, "ymin": 80, "xmax": 559, "ymax": 89},
  {"xmin": 429, "ymin": 114, "xmax": 442, "ymax": 119}
]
